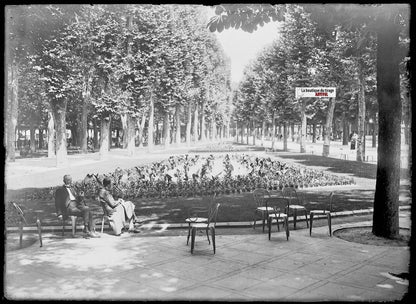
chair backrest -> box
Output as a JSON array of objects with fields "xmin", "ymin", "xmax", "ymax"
[
  {"xmin": 327, "ymin": 192, "xmax": 334, "ymax": 212},
  {"xmin": 11, "ymin": 202, "xmax": 28, "ymax": 225},
  {"xmin": 253, "ymin": 188, "xmax": 270, "ymax": 208},
  {"xmin": 207, "ymin": 203, "xmax": 220, "ymax": 227},
  {"xmin": 282, "ymin": 187, "xmax": 299, "ymax": 205}
]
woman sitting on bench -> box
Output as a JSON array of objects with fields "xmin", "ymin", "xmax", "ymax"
[{"xmin": 98, "ymin": 177, "xmax": 140, "ymax": 235}]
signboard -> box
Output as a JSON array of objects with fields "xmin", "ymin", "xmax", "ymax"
[{"xmin": 295, "ymin": 87, "xmax": 336, "ymax": 98}]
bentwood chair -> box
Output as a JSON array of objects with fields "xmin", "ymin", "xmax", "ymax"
[
  {"xmin": 190, "ymin": 202, "xmax": 221, "ymax": 254},
  {"xmin": 267, "ymin": 195, "xmax": 290, "ymax": 241},
  {"xmin": 282, "ymin": 187, "xmax": 309, "ymax": 230},
  {"xmin": 185, "ymin": 194, "xmax": 217, "ymax": 245},
  {"xmin": 253, "ymin": 188, "xmax": 274, "ymax": 232},
  {"xmin": 8, "ymin": 202, "xmax": 43, "ymax": 248},
  {"xmin": 309, "ymin": 192, "xmax": 333, "ymax": 236}
]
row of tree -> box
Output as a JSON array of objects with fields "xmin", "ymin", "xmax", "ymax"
[
  {"xmin": 5, "ymin": 4, "xmax": 233, "ymax": 166},
  {"xmin": 231, "ymin": 4, "xmax": 409, "ymax": 162}
]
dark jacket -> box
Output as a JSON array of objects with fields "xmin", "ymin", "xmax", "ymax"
[{"xmin": 55, "ymin": 185, "xmax": 84, "ymax": 218}]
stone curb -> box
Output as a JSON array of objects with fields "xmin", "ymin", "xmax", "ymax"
[{"xmin": 6, "ymin": 205, "xmax": 410, "ymax": 233}]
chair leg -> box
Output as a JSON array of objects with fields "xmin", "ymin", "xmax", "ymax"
[
  {"xmin": 262, "ymin": 218, "xmax": 265, "ymax": 232},
  {"xmin": 206, "ymin": 227, "xmax": 210, "ymax": 245},
  {"xmin": 268, "ymin": 218, "xmax": 271, "ymax": 240},
  {"xmin": 62, "ymin": 219, "xmax": 65, "ymax": 236},
  {"xmin": 285, "ymin": 217, "xmax": 289, "ymax": 241},
  {"xmin": 191, "ymin": 227, "xmax": 196, "ymax": 254},
  {"xmin": 253, "ymin": 215, "xmax": 256, "ymax": 230},
  {"xmin": 71, "ymin": 217, "xmax": 76, "ymax": 237},
  {"xmin": 328, "ymin": 213, "xmax": 332, "ymax": 236},
  {"xmin": 211, "ymin": 227, "xmax": 216, "ymax": 254},
  {"xmin": 293, "ymin": 209, "xmax": 297, "ymax": 230},
  {"xmin": 36, "ymin": 218, "xmax": 43, "ymax": 247},
  {"xmin": 101, "ymin": 217, "xmax": 105, "ymax": 234},
  {"xmin": 19, "ymin": 220, "xmax": 23, "ymax": 249},
  {"xmin": 309, "ymin": 213, "xmax": 314, "ymax": 236},
  {"xmin": 187, "ymin": 224, "xmax": 191, "ymax": 245},
  {"xmin": 276, "ymin": 218, "xmax": 280, "ymax": 232},
  {"xmin": 304, "ymin": 210, "xmax": 309, "ymax": 228}
]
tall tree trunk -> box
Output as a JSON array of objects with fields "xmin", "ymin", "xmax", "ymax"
[
  {"xmin": 200, "ymin": 101, "xmax": 206, "ymax": 141},
  {"xmin": 193, "ymin": 103, "xmax": 198, "ymax": 142},
  {"xmin": 186, "ymin": 101, "xmax": 192, "ymax": 146},
  {"xmin": 323, "ymin": 97, "xmax": 336, "ymax": 157},
  {"xmin": 290, "ymin": 123, "xmax": 295, "ymax": 142},
  {"xmin": 47, "ymin": 110, "xmax": 55, "ymax": 158},
  {"xmin": 283, "ymin": 122, "xmax": 288, "ymax": 151},
  {"xmin": 137, "ymin": 112, "xmax": 146, "ymax": 148},
  {"xmin": 175, "ymin": 104, "xmax": 181, "ymax": 145},
  {"xmin": 312, "ymin": 123, "xmax": 316, "ymax": 143},
  {"xmin": 163, "ymin": 110, "xmax": 170, "ymax": 148},
  {"xmin": 148, "ymin": 93, "xmax": 154, "ymax": 150},
  {"xmin": 29, "ymin": 122, "xmax": 36, "ymax": 153},
  {"xmin": 261, "ymin": 120, "xmax": 266, "ymax": 146},
  {"xmin": 51, "ymin": 101, "xmax": 68, "ymax": 167},
  {"xmin": 126, "ymin": 115, "xmax": 136, "ymax": 156},
  {"xmin": 6, "ymin": 62, "xmax": 18, "ymax": 162},
  {"xmin": 99, "ymin": 115, "xmax": 111, "ymax": 160},
  {"xmin": 357, "ymin": 62, "xmax": 366, "ymax": 162},
  {"xmin": 342, "ymin": 112, "xmax": 349, "ymax": 145},
  {"xmin": 121, "ymin": 114, "xmax": 128, "ymax": 149},
  {"xmin": 373, "ymin": 17, "xmax": 401, "ymax": 239},
  {"xmin": 246, "ymin": 123, "xmax": 249, "ymax": 145},
  {"xmin": 80, "ymin": 72, "xmax": 91, "ymax": 154},
  {"xmin": 93, "ymin": 118, "xmax": 99, "ymax": 150},
  {"xmin": 211, "ymin": 118, "xmax": 216, "ymax": 141},
  {"xmin": 236, "ymin": 121, "xmax": 239, "ymax": 143},
  {"xmin": 38, "ymin": 129, "xmax": 44, "ymax": 150},
  {"xmin": 271, "ymin": 112, "xmax": 276, "ymax": 149},
  {"xmin": 300, "ymin": 99, "xmax": 307, "ymax": 153},
  {"xmin": 251, "ymin": 120, "xmax": 256, "ymax": 145}
]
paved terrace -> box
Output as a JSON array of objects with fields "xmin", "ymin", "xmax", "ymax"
[{"xmin": 5, "ymin": 211, "xmax": 410, "ymax": 301}]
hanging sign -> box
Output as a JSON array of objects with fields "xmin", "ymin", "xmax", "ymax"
[{"xmin": 295, "ymin": 87, "xmax": 336, "ymax": 98}]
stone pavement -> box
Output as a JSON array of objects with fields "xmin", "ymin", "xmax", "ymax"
[{"xmin": 4, "ymin": 211, "xmax": 410, "ymax": 301}]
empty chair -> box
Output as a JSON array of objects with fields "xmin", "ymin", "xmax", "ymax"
[
  {"xmin": 185, "ymin": 193, "xmax": 216, "ymax": 245},
  {"xmin": 9, "ymin": 202, "xmax": 43, "ymax": 248},
  {"xmin": 267, "ymin": 195, "xmax": 289, "ymax": 241},
  {"xmin": 282, "ymin": 187, "xmax": 309, "ymax": 230},
  {"xmin": 190, "ymin": 202, "xmax": 220, "ymax": 254},
  {"xmin": 309, "ymin": 192, "xmax": 333, "ymax": 236},
  {"xmin": 253, "ymin": 188, "xmax": 274, "ymax": 232}
]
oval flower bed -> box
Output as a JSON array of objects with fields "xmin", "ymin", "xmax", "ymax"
[{"xmin": 68, "ymin": 154, "xmax": 354, "ymax": 200}]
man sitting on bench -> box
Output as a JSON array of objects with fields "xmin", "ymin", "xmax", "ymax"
[{"xmin": 55, "ymin": 174, "xmax": 100, "ymax": 238}]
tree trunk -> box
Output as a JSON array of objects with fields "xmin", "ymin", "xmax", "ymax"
[
  {"xmin": 99, "ymin": 115, "xmax": 111, "ymax": 160},
  {"xmin": 29, "ymin": 122, "xmax": 36, "ymax": 153},
  {"xmin": 236, "ymin": 122, "xmax": 239, "ymax": 143},
  {"xmin": 283, "ymin": 122, "xmax": 288, "ymax": 151},
  {"xmin": 38, "ymin": 129, "xmax": 44, "ymax": 150},
  {"xmin": 211, "ymin": 119, "xmax": 216, "ymax": 141},
  {"xmin": 246, "ymin": 123, "xmax": 249, "ymax": 145},
  {"xmin": 6, "ymin": 62, "xmax": 18, "ymax": 162},
  {"xmin": 251, "ymin": 120, "xmax": 256, "ymax": 145},
  {"xmin": 290, "ymin": 123, "xmax": 295, "ymax": 142},
  {"xmin": 261, "ymin": 120, "xmax": 266, "ymax": 146},
  {"xmin": 342, "ymin": 112, "xmax": 349, "ymax": 145},
  {"xmin": 126, "ymin": 114, "xmax": 136, "ymax": 156},
  {"xmin": 163, "ymin": 110, "xmax": 170, "ymax": 148},
  {"xmin": 80, "ymin": 72, "xmax": 91, "ymax": 154},
  {"xmin": 271, "ymin": 112, "xmax": 276, "ymax": 149},
  {"xmin": 372, "ymin": 17, "xmax": 401, "ymax": 239},
  {"xmin": 356, "ymin": 62, "xmax": 366, "ymax": 162},
  {"xmin": 51, "ymin": 101, "xmax": 68, "ymax": 167},
  {"xmin": 121, "ymin": 114, "xmax": 128, "ymax": 149},
  {"xmin": 300, "ymin": 99, "xmax": 307, "ymax": 153},
  {"xmin": 186, "ymin": 101, "xmax": 192, "ymax": 146},
  {"xmin": 200, "ymin": 101, "xmax": 206, "ymax": 141},
  {"xmin": 148, "ymin": 94, "xmax": 154, "ymax": 150},
  {"xmin": 47, "ymin": 110, "xmax": 55, "ymax": 158},
  {"xmin": 323, "ymin": 97, "xmax": 336, "ymax": 157},
  {"xmin": 175, "ymin": 104, "xmax": 181, "ymax": 145},
  {"xmin": 137, "ymin": 112, "xmax": 146, "ymax": 148},
  {"xmin": 93, "ymin": 118, "xmax": 99, "ymax": 149},
  {"xmin": 312, "ymin": 123, "xmax": 316, "ymax": 143},
  {"xmin": 193, "ymin": 103, "xmax": 198, "ymax": 142}
]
